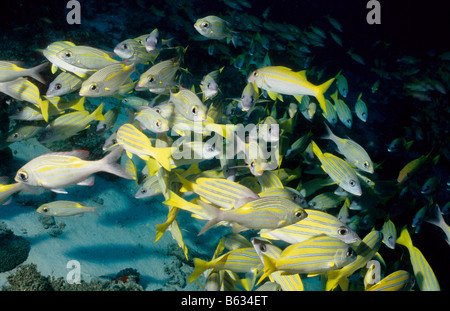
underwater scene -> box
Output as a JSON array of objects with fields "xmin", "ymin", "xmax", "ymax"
[{"xmin": 0, "ymin": 0, "xmax": 448, "ymax": 293}]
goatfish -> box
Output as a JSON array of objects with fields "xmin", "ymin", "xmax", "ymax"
[
  {"xmin": 79, "ymin": 62, "xmax": 136, "ymax": 97},
  {"xmin": 397, "ymin": 227, "xmax": 440, "ymax": 290},
  {"xmin": 257, "ymin": 235, "xmax": 357, "ymax": 285},
  {"xmin": 311, "ymin": 141, "xmax": 362, "ymax": 196},
  {"xmin": 251, "ymin": 238, "xmax": 304, "ymax": 291},
  {"xmin": 56, "ymin": 45, "xmax": 119, "ymax": 76},
  {"xmin": 247, "ymin": 66, "xmax": 335, "ymax": 116},
  {"xmin": 194, "ymin": 15, "xmax": 238, "ymax": 47},
  {"xmin": 114, "ymin": 123, "xmax": 174, "ymax": 171},
  {"xmin": 38, "ymin": 103, "xmax": 105, "ymax": 143},
  {"xmin": 37, "ymin": 200, "xmax": 101, "ymax": 217},
  {"xmin": 260, "ymin": 209, "xmax": 360, "ymax": 244},
  {"xmin": 0, "ymin": 61, "xmax": 48, "ymax": 84},
  {"xmin": 46, "ymin": 71, "xmax": 83, "ymax": 97},
  {"xmin": 14, "ymin": 147, "xmax": 133, "ymax": 193},
  {"xmin": 321, "ymin": 124, "xmax": 374, "ymax": 174}
]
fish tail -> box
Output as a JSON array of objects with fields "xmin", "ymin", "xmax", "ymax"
[
  {"xmin": 176, "ymin": 173, "xmax": 194, "ymax": 193},
  {"xmin": 257, "ymin": 254, "xmax": 276, "ymax": 285},
  {"xmin": 28, "ymin": 62, "xmax": 49, "ymax": 84},
  {"xmin": 310, "ymin": 140, "xmax": 323, "ymax": 159},
  {"xmin": 100, "ymin": 146, "xmax": 134, "ymax": 180},
  {"xmin": 91, "ymin": 103, "xmax": 106, "ymax": 121},
  {"xmin": 155, "ymin": 222, "xmax": 170, "ymax": 242},
  {"xmin": 325, "ymin": 269, "xmax": 342, "ymax": 291},
  {"xmin": 70, "ymin": 97, "xmax": 86, "ymax": 111},
  {"xmin": 396, "ymin": 226, "xmax": 413, "ymax": 250},
  {"xmin": 187, "ymin": 258, "xmax": 208, "ymax": 283},
  {"xmin": 424, "ymin": 205, "xmax": 444, "ymax": 228},
  {"xmin": 163, "ymin": 190, "xmax": 207, "ymax": 218},
  {"xmin": 320, "ymin": 122, "xmax": 335, "ymax": 141},
  {"xmin": 316, "ymin": 77, "xmax": 335, "ymax": 115},
  {"xmin": 39, "ymin": 99, "xmax": 49, "ymax": 122},
  {"xmin": 404, "ymin": 139, "xmax": 414, "ymax": 151},
  {"xmin": 196, "ymin": 200, "xmax": 221, "ymax": 236}
]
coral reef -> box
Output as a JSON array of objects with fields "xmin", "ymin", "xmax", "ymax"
[{"xmin": 0, "ymin": 222, "xmax": 30, "ymax": 273}]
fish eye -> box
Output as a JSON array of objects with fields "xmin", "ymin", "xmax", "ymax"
[
  {"xmin": 259, "ymin": 243, "xmax": 267, "ymax": 252},
  {"xmin": 295, "ymin": 210, "xmax": 304, "ymax": 218},
  {"xmin": 64, "ymin": 51, "xmax": 72, "ymax": 58},
  {"xmin": 154, "ymin": 107, "xmax": 161, "ymax": 113},
  {"xmin": 155, "ymin": 120, "xmax": 161, "ymax": 128},
  {"xmin": 122, "ymin": 43, "xmax": 128, "ymax": 50},
  {"xmin": 89, "ymin": 83, "xmax": 97, "ymax": 91},
  {"xmin": 112, "ymin": 139, "xmax": 117, "ymax": 144},
  {"xmin": 349, "ymin": 179, "xmax": 357, "ymax": 187},
  {"xmin": 201, "ymin": 22, "xmax": 209, "ymax": 28},
  {"xmin": 346, "ymin": 247, "xmax": 354, "ymax": 257},
  {"xmin": 141, "ymin": 188, "xmax": 147, "ymax": 194},
  {"xmin": 310, "ymin": 201, "xmax": 316, "ymax": 207},
  {"xmin": 250, "ymin": 161, "xmax": 255, "ymax": 168},
  {"xmin": 338, "ymin": 226, "xmax": 348, "ymax": 236},
  {"xmin": 253, "ymin": 71, "xmax": 258, "ymax": 76},
  {"xmin": 206, "ymin": 145, "xmax": 214, "ymax": 152},
  {"xmin": 148, "ymin": 76, "xmax": 154, "ymax": 83},
  {"xmin": 12, "ymin": 133, "xmax": 19, "ymax": 139},
  {"xmin": 41, "ymin": 206, "xmax": 49, "ymax": 213},
  {"xmin": 55, "ymin": 83, "xmax": 62, "ymax": 90},
  {"xmin": 17, "ymin": 171, "xmax": 28, "ymax": 182},
  {"xmin": 191, "ymin": 106, "xmax": 198, "ymax": 115},
  {"xmin": 363, "ymin": 161, "xmax": 370, "ymax": 168}
]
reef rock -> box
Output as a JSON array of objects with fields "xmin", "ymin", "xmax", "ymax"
[{"xmin": 0, "ymin": 222, "xmax": 30, "ymax": 273}]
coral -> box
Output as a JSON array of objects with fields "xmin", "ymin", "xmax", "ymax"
[
  {"xmin": 0, "ymin": 222, "xmax": 30, "ymax": 273},
  {"xmin": 2, "ymin": 263, "xmax": 143, "ymax": 291}
]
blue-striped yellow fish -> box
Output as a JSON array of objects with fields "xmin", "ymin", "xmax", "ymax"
[
  {"xmin": 355, "ymin": 92, "xmax": 368, "ymax": 122},
  {"xmin": 114, "ymin": 123, "xmax": 174, "ymax": 171},
  {"xmin": 169, "ymin": 88, "xmax": 208, "ymax": 121},
  {"xmin": 251, "ymin": 237, "xmax": 304, "ymax": 291},
  {"xmin": 7, "ymin": 124, "xmax": 45, "ymax": 142},
  {"xmin": 322, "ymin": 99, "xmax": 338, "ymax": 126},
  {"xmin": 0, "ymin": 77, "xmax": 48, "ymax": 121},
  {"xmin": 136, "ymin": 58, "xmax": 180, "ymax": 90},
  {"xmin": 197, "ymin": 196, "xmax": 307, "ymax": 235},
  {"xmin": 326, "ymin": 230, "xmax": 382, "ymax": 291},
  {"xmin": 247, "ymin": 66, "xmax": 335, "ymax": 116},
  {"xmin": 311, "ymin": 141, "xmax": 362, "ymax": 196},
  {"xmin": 336, "ymin": 72, "xmax": 348, "ymax": 98},
  {"xmin": 134, "ymin": 107, "xmax": 170, "ymax": 133},
  {"xmin": 258, "ymin": 235, "xmax": 356, "ymax": 285},
  {"xmin": 200, "ymin": 67, "xmax": 224, "ymax": 101},
  {"xmin": 308, "ymin": 192, "xmax": 345, "ymax": 210},
  {"xmin": 0, "ymin": 181, "xmax": 35, "ymax": 205},
  {"xmin": 188, "ymin": 247, "xmax": 261, "ymax": 283},
  {"xmin": 39, "ymin": 103, "xmax": 105, "ymax": 143},
  {"xmin": 260, "ymin": 209, "xmax": 360, "ymax": 244},
  {"xmin": 396, "ymin": 227, "xmax": 440, "ymax": 291},
  {"xmin": 365, "ymin": 270, "xmax": 413, "ymax": 291},
  {"xmin": 14, "ymin": 147, "xmax": 133, "ymax": 193},
  {"xmin": 37, "ymin": 200, "xmax": 101, "ymax": 217},
  {"xmin": 285, "ymin": 131, "xmax": 312, "ymax": 159},
  {"xmin": 239, "ymin": 82, "xmax": 259, "ymax": 111},
  {"xmin": 42, "ymin": 41, "xmax": 76, "ymax": 74},
  {"xmin": 46, "ymin": 71, "xmax": 83, "ymax": 97},
  {"xmin": 177, "ymin": 174, "xmax": 260, "ymax": 210},
  {"xmin": 321, "ymin": 124, "xmax": 374, "ymax": 174},
  {"xmin": 381, "ymin": 219, "xmax": 397, "ymax": 249},
  {"xmin": 0, "ymin": 61, "xmax": 48, "ymax": 84},
  {"xmin": 79, "ymin": 63, "xmax": 136, "ymax": 97},
  {"xmin": 330, "ymin": 90, "xmax": 352, "ymax": 129},
  {"xmin": 56, "ymin": 45, "xmax": 119, "ymax": 73},
  {"xmin": 114, "ymin": 38, "xmax": 157, "ymax": 65},
  {"xmin": 194, "ymin": 15, "xmax": 238, "ymax": 47}
]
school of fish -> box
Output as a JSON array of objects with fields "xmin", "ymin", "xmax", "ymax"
[{"xmin": 0, "ymin": 0, "xmax": 448, "ymax": 291}]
